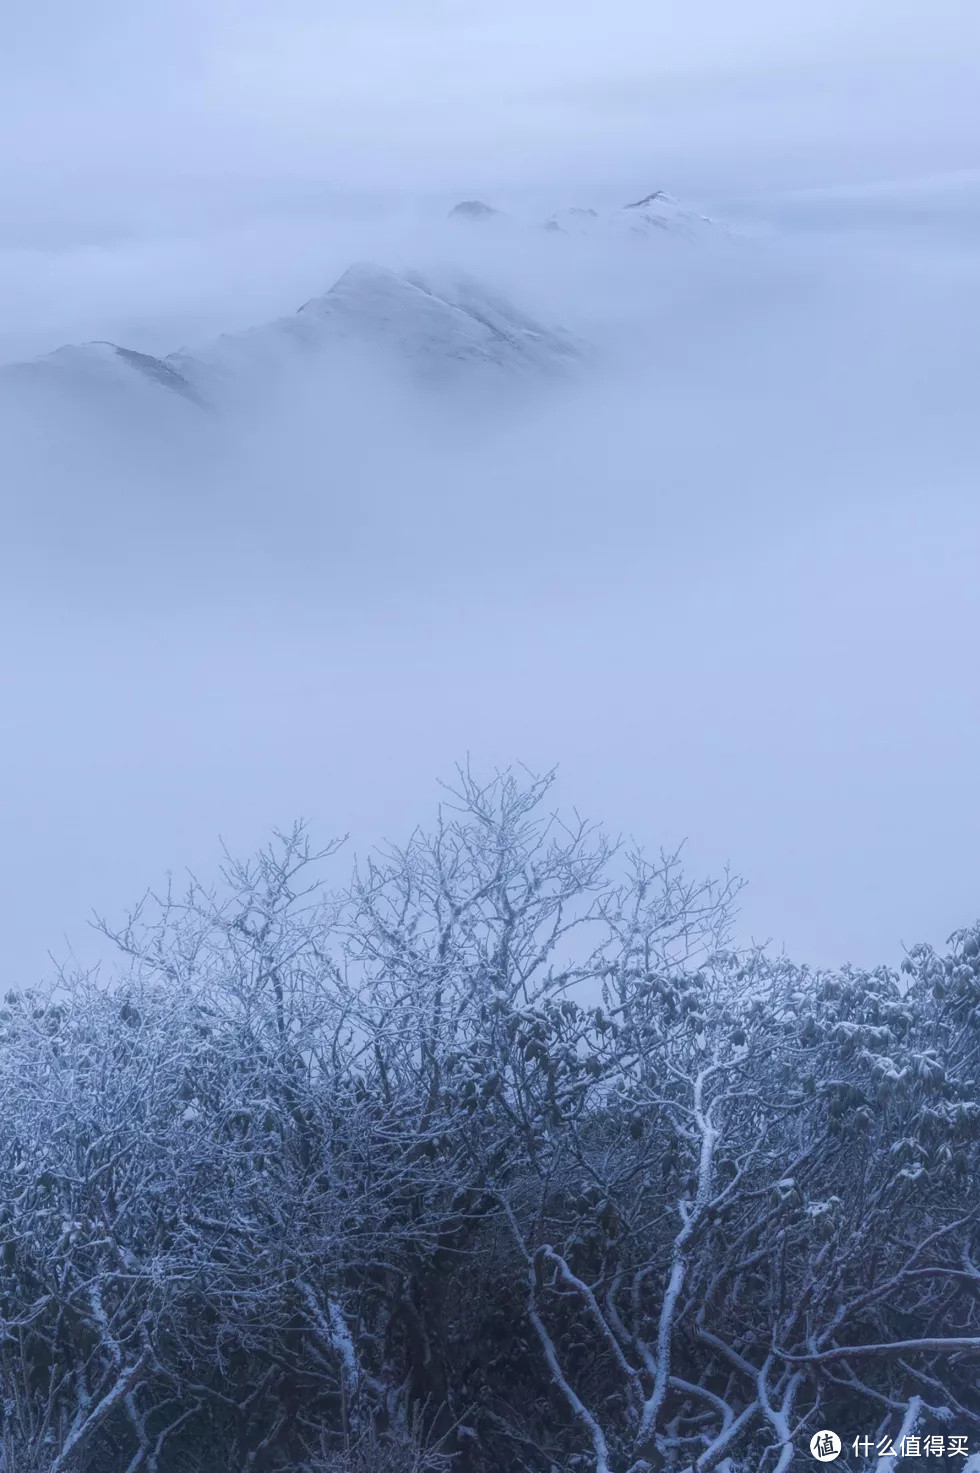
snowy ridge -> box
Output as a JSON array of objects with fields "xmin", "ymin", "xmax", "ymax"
[
  {"xmin": 448, "ymin": 200, "xmax": 505, "ymax": 221},
  {"xmin": 445, "ymin": 188, "xmax": 729, "ymax": 243},
  {"xmin": 545, "ymin": 189, "xmax": 728, "ymax": 242},
  {"xmin": 171, "ymin": 262, "xmax": 580, "ymax": 400},
  {"xmin": 3, "ymin": 187, "xmax": 728, "ymax": 427},
  {"xmin": 2, "ymin": 262, "xmax": 581, "ymax": 426},
  {"xmin": 3, "ymin": 339, "xmax": 205, "ymax": 411}
]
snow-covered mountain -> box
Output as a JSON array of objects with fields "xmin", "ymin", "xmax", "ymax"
[
  {"xmin": 170, "ymin": 262, "xmax": 580, "ymax": 403},
  {"xmin": 2, "ymin": 190, "xmax": 729, "ymax": 438},
  {"xmin": 545, "ymin": 190, "xmax": 726, "ymax": 241},
  {"xmin": 445, "ymin": 189, "xmax": 728, "ymax": 243},
  {"xmin": 1, "ymin": 262, "xmax": 581, "ymax": 428},
  {"xmin": 448, "ymin": 200, "xmax": 506, "ymax": 222},
  {"xmin": 3, "ymin": 339, "xmax": 204, "ymax": 415}
]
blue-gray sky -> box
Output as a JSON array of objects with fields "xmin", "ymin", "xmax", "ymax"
[
  {"xmin": 3, "ymin": 0, "xmax": 979, "ymax": 360},
  {"xmin": 2, "ymin": 0, "xmax": 979, "ymax": 243},
  {"xmin": 2, "ymin": 1, "xmax": 980, "ymax": 986}
]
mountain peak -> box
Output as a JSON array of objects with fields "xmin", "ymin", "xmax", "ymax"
[
  {"xmin": 4, "ymin": 338, "xmax": 204, "ymax": 411},
  {"xmin": 4, "ymin": 260, "xmax": 581, "ymax": 425},
  {"xmin": 624, "ymin": 190, "xmax": 673, "ymax": 209},
  {"xmin": 543, "ymin": 190, "xmax": 724, "ymax": 242},
  {"xmin": 296, "ymin": 261, "xmax": 410, "ymax": 313},
  {"xmin": 449, "ymin": 200, "xmax": 501, "ymax": 221}
]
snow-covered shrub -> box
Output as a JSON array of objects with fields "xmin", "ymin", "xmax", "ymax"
[{"xmin": 0, "ymin": 771, "xmax": 978, "ymax": 1472}]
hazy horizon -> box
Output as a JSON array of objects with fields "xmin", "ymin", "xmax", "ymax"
[{"xmin": 2, "ymin": 1, "xmax": 980, "ymax": 989}]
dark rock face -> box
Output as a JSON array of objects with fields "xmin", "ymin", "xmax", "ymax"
[
  {"xmin": 625, "ymin": 189, "xmax": 670, "ymax": 209},
  {"xmin": 110, "ymin": 345, "xmax": 206, "ymax": 406}
]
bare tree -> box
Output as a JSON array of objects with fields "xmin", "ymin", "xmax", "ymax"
[{"xmin": 1, "ymin": 768, "xmax": 978, "ymax": 1472}]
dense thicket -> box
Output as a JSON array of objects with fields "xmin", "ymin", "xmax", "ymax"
[{"xmin": 1, "ymin": 770, "xmax": 978, "ymax": 1472}]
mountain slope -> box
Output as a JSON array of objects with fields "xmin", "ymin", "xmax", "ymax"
[
  {"xmin": 2, "ymin": 340, "xmax": 204, "ymax": 411},
  {"xmin": 2, "ymin": 262, "xmax": 581, "ymax": 435},
  {"xmin": 170, "ymin": 263, "xmax": 579, "ymax": 400},
  {"xmin": 545, "ymin": 190, "xmax": 726, "ymax": 242},
  {"xmin": 448, "ymin": 200, "xmax": 505, "ymax": 221}
]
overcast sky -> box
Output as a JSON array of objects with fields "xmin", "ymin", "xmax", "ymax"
[
  {"xmin": 2, "ymin": 1, "xmax": 980, "ymax": 984},
  {"xmin": 2, "ymin": 0, "xmax": 979, "ymax": 246},
  {"xmin": 3, "ymin": 0, "xmax": 979, "ymax": 363}
]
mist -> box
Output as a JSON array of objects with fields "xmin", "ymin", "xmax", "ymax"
[
  {"xmin": 2, "ymin": 186, "xmax": 978, "ymax": 987},
  {"xmin": 7, "ymin": 11, "xmax": 980, "ymax": 1471},
  {"xmin": 2, "ymin": 0, "xmax": 979, "ymax": 980}
]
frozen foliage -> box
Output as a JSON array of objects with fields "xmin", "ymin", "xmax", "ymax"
[{"xmin": 1, "ymin": 769, "xmax": 979, "ymax": 1472}]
